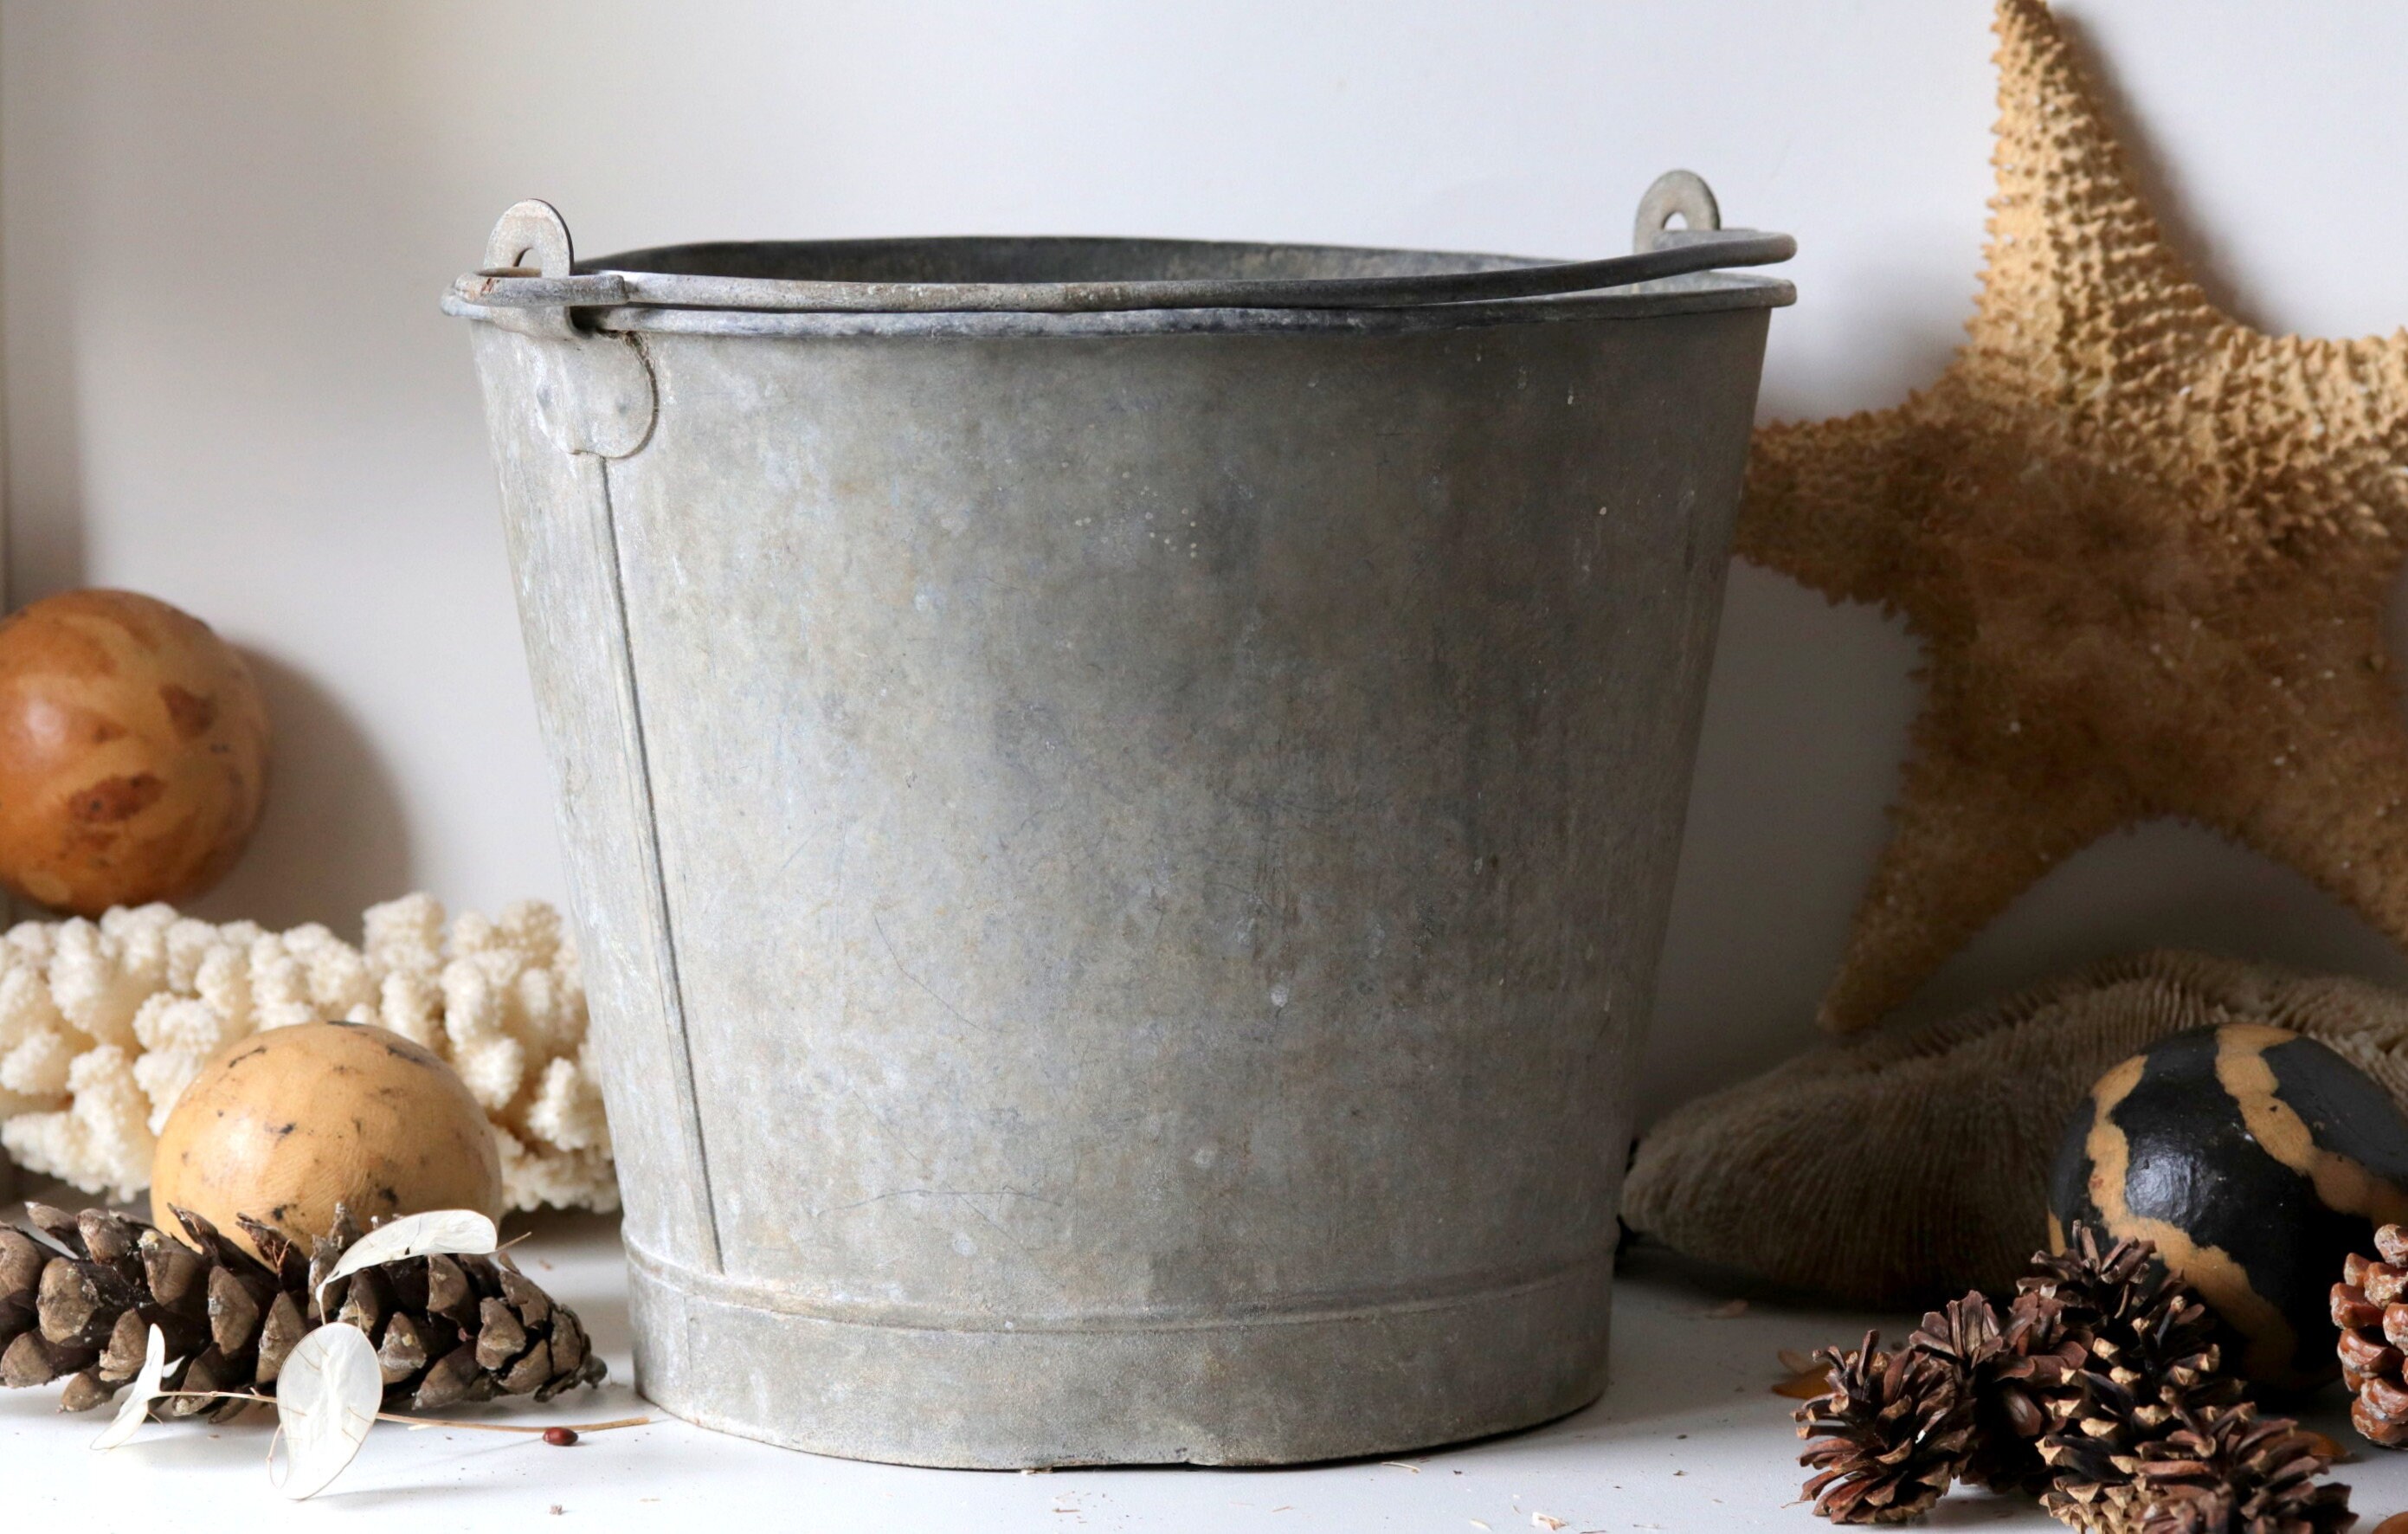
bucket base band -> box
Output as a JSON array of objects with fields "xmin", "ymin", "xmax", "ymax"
[{"xmin": 624, "ymin": 1245, "xmax": 1613, "ymax": 1467}]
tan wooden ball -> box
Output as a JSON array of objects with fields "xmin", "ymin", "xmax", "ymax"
[
  {"xmin": 0, "ymin": 587, "xmax": 270, "ymax": 915},
  {"xmin": 151, "ymin": 1022, "xmax": 503, "ymax": 1257}
]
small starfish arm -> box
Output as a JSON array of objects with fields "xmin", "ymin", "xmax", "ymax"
[
  {"xmin": 1967, "ymin": 0, "xmax": 2223, "ymax": 406},
  {"xmin": 1735, "ymin": 403, "xmax": 1928, "ymax": 612},
  {"xmin": 1980, "ymin": 0, "xmax": 2408, "ymax": 549},
  {"xmin": 1818, "ymin": 692, "xmax": 2135, "ymax": 1033}
]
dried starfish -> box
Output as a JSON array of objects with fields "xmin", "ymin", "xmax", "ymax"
[{"xmin": 1743, "ymin": 0, "xmax": 2408, "ymax": 1031}]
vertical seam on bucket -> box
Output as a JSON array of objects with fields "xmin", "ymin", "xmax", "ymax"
[{"xmin": 588, "ymin": 448, "xmax": 725, "ymax": 1273}]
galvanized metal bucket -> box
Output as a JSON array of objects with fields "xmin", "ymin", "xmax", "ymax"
[{"xmin": 446, "ymin": 172, "xmax": 1792, "ymax": 1468}]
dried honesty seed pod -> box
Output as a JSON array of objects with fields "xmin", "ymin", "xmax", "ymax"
[
  {"xmin": 273, "ymin": 1324, "xmax": 383, "ymax": 1500},
  {"xmin": 0, "ymin": 1201, "xmax": 602, "ymax": 1420},
  {"xmin": 92, "ymin": 1325, "xmax": 167, "ymax": 1450},
  {"xmin": 318, "ymin": 1209, "xmax": 499, "ymax": 1311}
]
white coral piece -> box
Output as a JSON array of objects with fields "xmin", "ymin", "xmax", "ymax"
[
  {"xmin": 5, "ymin": 920, "xmax": 55, "ymax": 969},
  {"xmin": 284, "ymin": 923, "xmax": 377, "ymax": 1017},
  {"xmin": 1, "ymin": 1028, "xmax": 78, "ymax": 1100},
  {"xmin": 525, "ymin": 1053, "xmax": 609, "ymax": 1155},
  {"xmin": 192, "ymin": 944, "xmax": 253, "ymax": 1030},
  {"xmin": 499, "ymin": 900, "xmax": 562, "ymax": 968},
  {"xmin": 494, "ymin": 1124, "xmax": 620, "ymax": 1215},
  {"xmin": 2, "ymin": 1044, "xmax": 156, "ymax": 1203},
  {"xmin": 50, "ymin": 920, "xmax": 154, "ymax": 1048},
  {"xmin": 363, "ymin": 893, "xmax": 446, "ymax": 980},
  {"xmin": 441, "ymin": 954, "xmax": 527, "ymax": 1112},
  {"xmin": 248, "ymin": 935, "xmax": 318, "ymax": 1033},
  {"xmin": 130, "ymin": 993, "xmax": 248, "ymax": 1133},
  {"xmin": 0, "ymin": 894, "xmax": 612, "ymax": 1212},
  {"xmin": 376, "ymin": 969, "xmax": 442, "ymax": 1051},
  {"xmin": 164, "ymin": 917, "xmax": 222, "ymax": 993},
  {"xmin": 0, "ymin": 964, "xmax": 74, "ymax": 1053}
]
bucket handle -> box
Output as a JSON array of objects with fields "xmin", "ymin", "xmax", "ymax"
[{"xmin": 450, "ymin": 171, "xmax": 1789, "ymax": 321}]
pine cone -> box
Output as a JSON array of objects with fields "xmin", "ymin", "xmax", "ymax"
[
  {"xmin": 2335, "ymin": 1223, "xmax": 2408, "ymax": 1448},
  {"xmin": 1796, "ymin": 1329, "xmax": 1977, "ymax": 1524},
  {"xmin": 2130, "ymin": 1402, "xmax": 2353, "ymax": 1534},
  {"xmin": 1910, "ymin": 1289, "xmax": 2087, "ymax": 1495},
  {"xmin": 2024, "ymin": 1224, "xmax": 2244, "ymax": 1534},
  {"xmin": 0, "ymin": 1202, "xmax": 604, "ymax": 1417}
]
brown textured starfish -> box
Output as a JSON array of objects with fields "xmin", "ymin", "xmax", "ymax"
[{"xmin": 1744, "ymin": 0, "xmax": 2408, "ymax": 1031}]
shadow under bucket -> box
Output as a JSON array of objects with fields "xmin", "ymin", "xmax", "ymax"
[{"xmin": 446, "ymin": 172, "xmax": 1793, "ymax": 1467}]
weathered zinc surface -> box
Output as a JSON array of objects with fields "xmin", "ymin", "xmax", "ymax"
[{"xmin": 450, "ymin": 181, "xmax": 1790, "ymax": 1468}]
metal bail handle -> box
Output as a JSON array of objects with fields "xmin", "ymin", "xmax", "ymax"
[{"xmin": 448, "ymin": 174, "xmax": 1792, "ymax": 320}]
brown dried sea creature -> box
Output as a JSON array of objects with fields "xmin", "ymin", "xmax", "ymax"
[{"xmin": 1626, "ymin": 951, "xmax": 2408, "ymax": 1305}]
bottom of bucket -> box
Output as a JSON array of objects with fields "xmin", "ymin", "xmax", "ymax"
[{"xmin": 624, "ymin": 1244, "xmax": 1614, "ymax": 1467}]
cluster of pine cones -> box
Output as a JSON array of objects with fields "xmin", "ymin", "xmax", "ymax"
[
  {"xmin": 2335, "ymin": 1223, "xmax": 2408, "ymax": 1450},
  {"xmin": 1796, "ymin": 1222, "xmax": 2350, "ymax": 1531},
  {"xmin": 0, "ymin": 1201, "xmax": 603, "ymax": 1417}
]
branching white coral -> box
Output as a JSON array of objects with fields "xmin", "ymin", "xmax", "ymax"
[
  {"xmin": 2, "ymin": 1045, "xmax": 151, "ymax": 1203},
  {"xmin": 0, "ymin": 895, "xmax": 615, "ymax": 1213}
]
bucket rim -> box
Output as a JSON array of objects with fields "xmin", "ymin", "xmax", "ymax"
[
  {"xmin": 446, "ymin": 176, "xmax": 1793, "ymax": 336},
  {"xmin": 443, "ymin": 262, "xmax": 1792, "ymax": 340},
  {"xmin": 450, "ymin": 229, "xmax": 1793, "ymax": 326}
]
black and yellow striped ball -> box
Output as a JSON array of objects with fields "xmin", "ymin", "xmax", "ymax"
[{"xmin": 2049, "ymin": 1022, "xmax": 2408, "ymax": 1390}]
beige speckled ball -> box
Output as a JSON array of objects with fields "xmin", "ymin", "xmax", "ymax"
[{"xmin": 151, "ymin": 1021, "xmax": 502, "ymax": 1256}]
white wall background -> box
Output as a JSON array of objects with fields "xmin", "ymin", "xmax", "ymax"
[{"xmin": 5, "ymin": 0, "xmax": 2407, "ymax": 1118}]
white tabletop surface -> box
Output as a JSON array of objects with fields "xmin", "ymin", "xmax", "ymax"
[{"xmin": 3, "ymin": 1196, "xmax": 2400, "ymax": 1532}]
